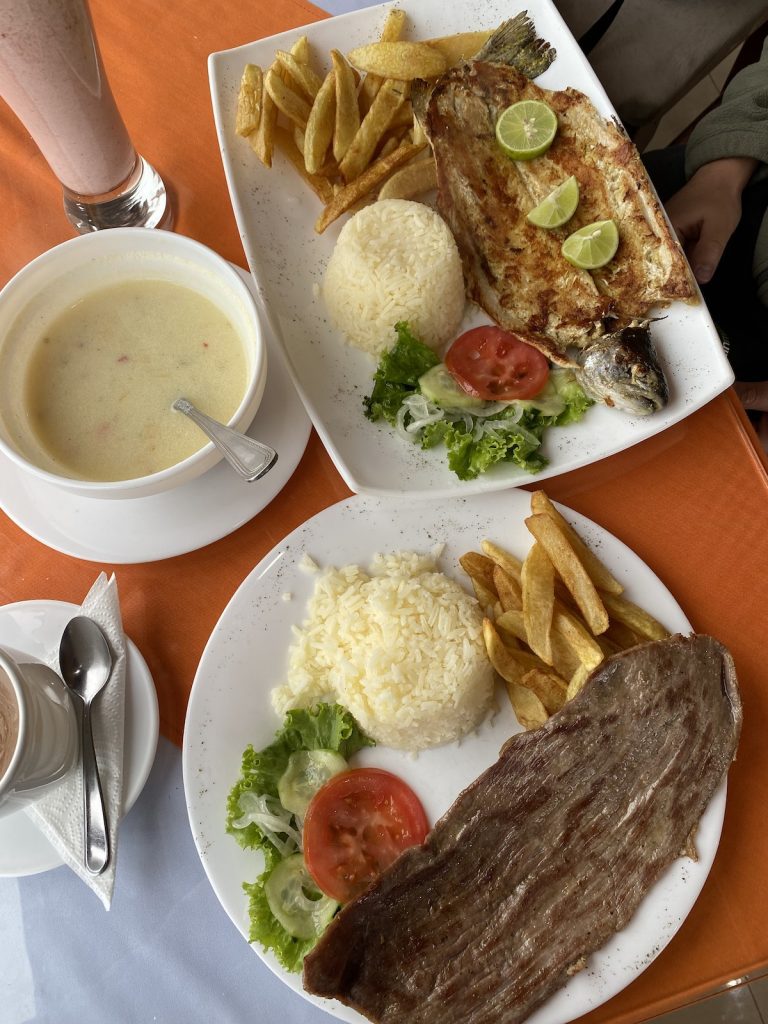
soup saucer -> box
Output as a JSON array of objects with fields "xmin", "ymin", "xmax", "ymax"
[
  {"xmin": 0, "ymin": 599, "xmax": 159, "ymax": 877},
  {"xmin": 0, "ymin": 269, "xmax": 311, "ymax": 564}
]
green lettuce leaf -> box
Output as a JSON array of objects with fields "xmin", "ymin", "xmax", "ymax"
[
  {"xmin": 363, "ymin": 324, "xmax": 593, "ymax": 481},
  {"xmin": 226, "ymin": 703, "xmax": 374, "ymax": 852},
  {"xmin": 243, "ymin": 846, "xmax": 318, "ymax": 973},
  {"xmin": 432, "ymin": 417, "xmax": 547, "ymax": 481},
  {"xmin": 229, "ymin": 703, "xmax": 374, "ymax": 974},
  {"xmin": 363, "ymin": 321, "xmax": 440, "ymax": 425}
]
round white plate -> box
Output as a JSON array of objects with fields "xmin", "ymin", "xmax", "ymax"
[
  {"xmin": 182, "ymin": 491, "xmax": 726, "ymax": 1024},
  {"xmin": 0, "ymin": 268, "xmax": 311, "ymax": 564},
  {"xmin": 0, "ymin": 600, "xmax": 159, "ymax": 877}
]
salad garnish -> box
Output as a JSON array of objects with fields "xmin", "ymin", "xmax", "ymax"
[
  {"xmin": 228, "ymin": 702, "xmax": 374, "ymax": 971},
  {"xmin": 364, "ymin": 322, "xmax": 593, "ymax": 480}
]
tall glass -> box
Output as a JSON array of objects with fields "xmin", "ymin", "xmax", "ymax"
[{"xmin": 0, "ymin": 0, "xmax": 170, "ymax": 232}]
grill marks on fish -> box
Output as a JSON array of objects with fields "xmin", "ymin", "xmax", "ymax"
[
  {"xmin": 428, "ymin": 63, "xmax": 611, "ymax": 363},
  {"xmin": 499, "ymin": 68, "xmax": 696, "ymax": 317},
  {"xmin": 303, "ymin": 635, "xmax": 742, "ymax": 1024},
  {"xmin": 425, "ymin": 61, "xmax": 696, "ymax": 364}
]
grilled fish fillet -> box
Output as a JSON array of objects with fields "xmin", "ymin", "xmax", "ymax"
[{"xmin": 425, "ymin": 61, "xmax": 697, "ymax": 363}]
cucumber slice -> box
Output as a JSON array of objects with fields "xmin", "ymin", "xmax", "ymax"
[
  {"xmin": 264, "ymin": 854, "xmax": 338, "ymax": 940},
  {"xmin": 278, "ymin": 749, "xmax": 348, "ymax": 818},
  {"xmin": 418, "ymin": 364, "xmax": 489, "ymax": 413}
]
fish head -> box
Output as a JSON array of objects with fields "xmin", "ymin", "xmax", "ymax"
[{"xmin": 575, "ymin": 322, "xmax": 669, "ymax": 416}]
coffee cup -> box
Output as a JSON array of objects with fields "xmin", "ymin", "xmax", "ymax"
[{"xmin": 0, "ymin": 645, "xmax": 78, "ymax": 819}]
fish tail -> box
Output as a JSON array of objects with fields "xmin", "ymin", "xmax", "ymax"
[{"xmin": 475, "ymin": 11, "xmax": 556, "ymax": 78}]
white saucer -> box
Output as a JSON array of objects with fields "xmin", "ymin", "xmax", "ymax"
[
  {"xmin": 0, "ymin": 267, "xmax": 311, "ymax": 564},
  {"xmin": 0, "ymin": 600, "xmax": 159, "ymax": 877}
]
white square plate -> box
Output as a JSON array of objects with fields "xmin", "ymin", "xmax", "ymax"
[{"xmin": 208, "ymin": 0, "xmax": 733, "ymax": 498}]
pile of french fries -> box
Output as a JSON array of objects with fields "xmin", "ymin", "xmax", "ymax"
[
  {"xmin": 235, "ymin": 11, "xmax": 493, "ymax": 233},
  {"xmin": 460, "ymin": 490, "xmax": 670, "ymax": 731}
]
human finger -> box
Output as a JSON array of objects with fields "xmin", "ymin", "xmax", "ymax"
[{"xmin": 734, "ymin": 381, "xmax": 768, "ymax": 413}]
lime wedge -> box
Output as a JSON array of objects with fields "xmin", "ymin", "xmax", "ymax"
[
  {"xmin": 527, "ymin": 176, "xmax": 580, "ymax": 228},
  {"xmin": 561, "ymin": 219, "xmax": 619, "ymax": 269},
  {"xmin": 495, "ymin": 100, "xmax": 558, "ymax": 161}
]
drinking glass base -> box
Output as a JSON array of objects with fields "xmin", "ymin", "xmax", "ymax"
[{"xmin": 63, "ymin": 155, "xmax": 171, "ymax": 234}]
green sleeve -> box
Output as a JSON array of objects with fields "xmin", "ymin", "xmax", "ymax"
[{"xmin": 685, "ymin": 40, "xmax": 768, "ymax": 177}]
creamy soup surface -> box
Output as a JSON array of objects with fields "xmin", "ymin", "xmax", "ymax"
[{"xmin": 24, "ymin": 279, "xmax": 248, "ymax": 481}]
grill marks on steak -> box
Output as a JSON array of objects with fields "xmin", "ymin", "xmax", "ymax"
[{"xmin": 303, "ymin": 635, "xmax": 742, "ymax": 1024}]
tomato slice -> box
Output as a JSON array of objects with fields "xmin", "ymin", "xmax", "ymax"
[
  {"xmin": 444, "ymin": 326, "xmax": 549, "ymax": 401},
  {"xmin": 303, "ymin": 768, "xmax": 429, "ymax": 904}
]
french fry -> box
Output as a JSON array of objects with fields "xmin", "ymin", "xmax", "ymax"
[
  {"xmin": 460, "ymin": 552, "xmax": 497, "ymax": 594},
  {"xmin": 378, "ymin": 156, "xmax": 437, "ymax": 200},
  {"xmin": 492, "ymin": 564, "xmax": 522, "ymax": 613},
  {"xmin": 274, "ymin": 50, "xmax": 323, "ymax": 101},
  {"xmin": 494, "ymin": 608, "xmax": 528, "ymax": 647},
  {"xmin": 249, "ymin": 87, "xmax": 277, "ymax": 166},
  {"xmin": 480, "ymin": 540, "xmax": 523, "ymax": 584},
  {"xmin": 304, "ymin": 69, "xmax": 336, "ymax": 174},
  {"xmin": 377, "ymin": 134, "xmax": 404, "ymax": 158},
  {"xmin": 290, "ymin": 34, "xmax": 310, "ymax": 65},
  {"xmin": 529, "ymin": 491, "xmax": 623, "ymax": 595},
  {"xmin": 604, "ymin": 619, "xmax": 642, "ymax": 650},
  {"xmin": 265, "ymin": 67, "xmax": 311, "ymax": 128},
  {"xmin": 424, "ymin": 29, "xmax": 494, "ymax": 65},
  {"xmin": 525, "ymin": 514, "xmax": 609, "ymax": 635},
  {"xmin": 552, "ymin": 608, "xmax": 604, "ymax": 670},
  {"xmin": 566, "ymin": 662, "xmax": 591, "ymax": 701},
  {"xmin": 521, "ymin": 667, "xmax": 567, "ymax": 715},
  {"xmin": 331, "ymin": 50, "xmax": 360, "ymax": 162},
  {"xmin": 347, "ymin": 41, "xmax": 447, "ymax": 80},
  {"xmin": 235, "ymin": 64, "xmax": 263, "ymax": 137},
  {"xmin": 522, "ymin": 542, "xmax": 554, "ymax": 665},
  {"xmin": 506, "ymin": 681, "xmax": 549, "ymax": 731},
  {"xmin": 484, "ymin": 620, "xmax": 555, "ymax": 728},
  {"xmin": 460, "ymin": 551, "xmax": 498, "ymax": 610},
  {"xmin": 359, "ymin": 8, "xmax": 407, "ymax": 111},
  {"xmin": 600, "ymin": 591, "xmax": 670, "ymax": 642},
  {"xmin": 274, "ymin": 127, "xmax": 334, "ymax": 203},
  {"xmin": 550, "ymin": 629, "xmax": 582, "ymax": 680},
  {"xmin": 379, "ymin": 8, "xmax": 407, "ymax": 40},
  {"xmin": 315, "ymin": 141, "xmax": 425, "ymax": 233},
  {"xmin": 483, "ymin": 618, "xmax": 526, "ymax": 686},
  {"xmin": 340, "ymin": 79, "xmax": 409, "ymax": 183}
]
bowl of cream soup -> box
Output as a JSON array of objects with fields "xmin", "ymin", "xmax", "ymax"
[{"xmin": 0, "ymin": 229, "xmax": 266, "ymax": 498}]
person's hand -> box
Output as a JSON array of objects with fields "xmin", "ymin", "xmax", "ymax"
[{"xmin": 664, "ymin": 157, "xmax": 757, "ymax": 284}]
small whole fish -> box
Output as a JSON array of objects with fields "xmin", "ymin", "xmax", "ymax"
[
  {"xmin": 418, "ymin": 13, "xmax": 696, "ymax": 415},
  {"xmin": 576, "ymin": 320, "xmax": 669, "ymax": 416}
]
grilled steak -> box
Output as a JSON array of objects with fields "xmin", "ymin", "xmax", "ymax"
[
  {"xmin": 424, "ymin": 58, "xmax": 696, "ymax": 363},
  {"xmin": 303, "ymin": 634, "xmax": 742, "ymax": 1024}
]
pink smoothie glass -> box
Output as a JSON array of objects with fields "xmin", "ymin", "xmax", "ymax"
[{"xmin": 0, "ymin": 0, "xmax": 170, "ymax": 232}]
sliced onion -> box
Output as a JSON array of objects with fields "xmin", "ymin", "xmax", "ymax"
[{"xmin": 233, "ymin": 791, "xmax": 302, "ymax": 857}]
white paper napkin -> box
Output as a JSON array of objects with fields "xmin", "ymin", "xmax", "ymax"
[{"xmin": 24, "ymin": 573, "xmax": 126, "ymax": 909}]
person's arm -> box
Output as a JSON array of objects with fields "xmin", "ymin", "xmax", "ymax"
[
  {"xmin": 665, "ymin": 156, "xmax": 758, "ymax": 283},
  {"xmin": 666, "ymin": 40, "xmax": 768, "ymax": 282}
]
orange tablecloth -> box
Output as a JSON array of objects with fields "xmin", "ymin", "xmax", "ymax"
[{"xmin": 1, "ymin": 1, "xmax": 767, "ymax": 1022}]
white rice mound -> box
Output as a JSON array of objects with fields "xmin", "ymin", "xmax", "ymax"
[
  {"xmin": 322, "ymin": 199, "xmax": 466, "ymax": 357},
  {"xmin": 271, "ymin": 551, "xmax": 494, "ymax": 751}
]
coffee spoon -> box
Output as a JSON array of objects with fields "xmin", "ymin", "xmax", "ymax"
[
  {"xmin": 59, "ymin": 616, "xmax": 112, "ymax": 876},
  {"xmin": 173, "ymin": 398, "xmax": 278, "ymax": 482}
]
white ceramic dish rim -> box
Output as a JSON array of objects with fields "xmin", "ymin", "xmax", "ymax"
[
  {"xmin": 182, "ymin": 490, "xmax": 727, "ymax": 1024},
  {"xmin": 207, "ymin": 0, "xmax": 734, "ymax": 500},
  {"xmin": 0, "ymin": 227, "xmax": 267, "ymax": 499}
]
